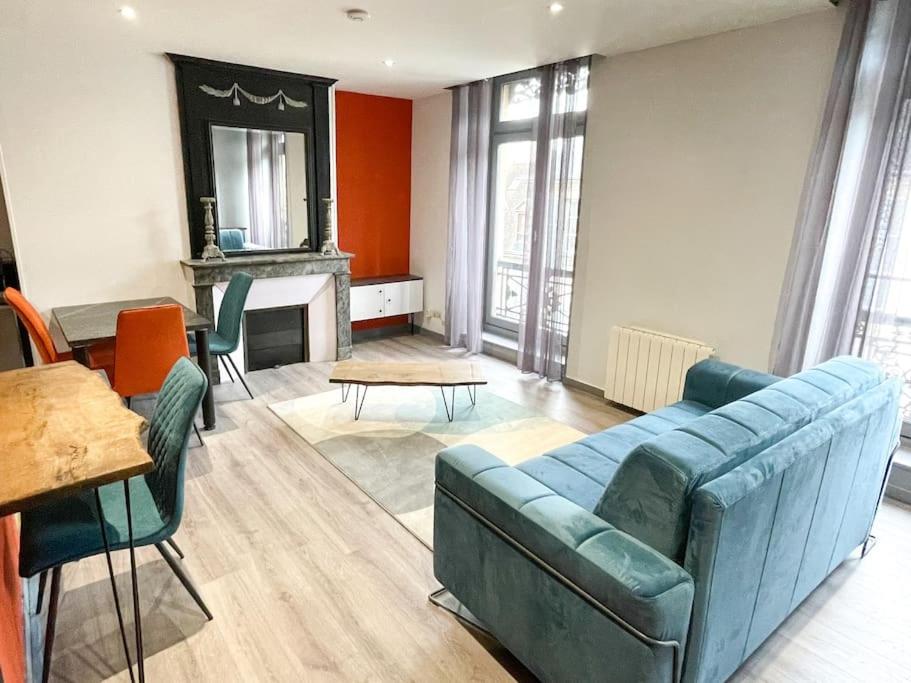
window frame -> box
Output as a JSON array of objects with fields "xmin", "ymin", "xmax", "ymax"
[{"xmin": 482, "ymin": 67, "xmax": 587, "ymax": 338}]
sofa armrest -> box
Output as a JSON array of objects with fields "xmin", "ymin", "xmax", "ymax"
[
  {"xmin": 682, "ymin": 359, "xmax": 780, "ymax": 409},
  {"xmin": 435, "ymin": 444, "xmax": 694, "ymax": 645}
]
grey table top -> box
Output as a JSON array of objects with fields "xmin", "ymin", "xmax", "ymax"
[{"xmin": 52, "ymin": 297, "xmax": 211, "ymax": 349}]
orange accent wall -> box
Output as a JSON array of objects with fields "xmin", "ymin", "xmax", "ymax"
[
  {"xmin": 0, "ymin": 516, "xmax": 24, "ymax": 683},
  {"xmin": 335, "ymin": 91, "xmax": 413, "ymax": 330}
]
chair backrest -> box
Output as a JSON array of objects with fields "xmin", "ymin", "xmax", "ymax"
[
  {"xmin": 218, "ymin": 228, "xmax": 245, "ymax": 251},
  {"xmin": 145, "ymin": 357, "xmax": 207, "ymax": 533},
  {"xmin": 216, "ymin": 271, "xmax": 253, "ymax": 352},
  {"xmin": 594, "ymin": 356, "xmax": 886, "ymax": 562},
  {"xmin": 681, "ymin": 376, "xmax": 900, "ymax": 683},
  {"xmin": 112, "ymin": 305, "xmax": 189, "ymax": 398},
  {"xmin": 2, "ymin": 287, "xmax": 60, "ymax": 364}
]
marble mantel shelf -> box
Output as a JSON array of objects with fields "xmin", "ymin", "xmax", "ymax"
[
  {"xmin": 180, "ymin": 251, "xmax": 354, "ymax": 286},
  {"xmin": 180, "ymin": 251, "xmax": 354, "ymax": 365}
]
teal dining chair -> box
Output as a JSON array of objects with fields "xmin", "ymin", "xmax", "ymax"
[
  {"xmin": 19, "ymin": 357, "xmax": 213, "ymax": 682},
  {"xmin": 189, "ymin": 271, "xmax": 255, "ymax": 399}
]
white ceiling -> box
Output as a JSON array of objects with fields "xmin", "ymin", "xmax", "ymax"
[{"xmin": 15, "ymin": 0, "xmax": 835, "ymax": 99}]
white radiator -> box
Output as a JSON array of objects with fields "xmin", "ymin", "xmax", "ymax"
[{"xmin": 604, "ymin": 326, "xmax": 715, "ymax": 412}]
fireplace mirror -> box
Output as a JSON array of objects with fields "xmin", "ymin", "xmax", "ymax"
[
  {"xmin": 211, "ymin": 125, "xmax": 310, "ymax": 251},
  {"xmin": 169, "ymin": 53, "xmax": 336, "ymax": 258}
]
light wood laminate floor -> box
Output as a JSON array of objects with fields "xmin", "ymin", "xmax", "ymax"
[{"xmin": 35, "ymin": 334, "xmax": 911, "ymax": 682}]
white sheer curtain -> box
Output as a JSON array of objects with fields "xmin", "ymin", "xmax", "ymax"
[
  {"xmin": 247, "ymin": 129, "xmax": 290, "ymax": 249},
  {"xmin": 445, "ymin": 80, "xmax": 491, "ymax": 353},
  {"xmin": 772, "ymin": 0, "xmax": 911, "ymax": 375},
  {"xmin": 855, "ymin": 97, "xmax": 911, "ymax": 426},
  {"xmin": 517, "ymin": 57, "xmax": 590, "ymax": 380}
]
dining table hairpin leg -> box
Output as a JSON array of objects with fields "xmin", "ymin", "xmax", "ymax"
[{"xmin": 93, "ymin": 489, "xmax": 136, "ymax": 683}]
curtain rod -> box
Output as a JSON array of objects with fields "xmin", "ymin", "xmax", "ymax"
[{"xmin": 445, "ymin": 54, "xmax": 597, "ymax": 91}]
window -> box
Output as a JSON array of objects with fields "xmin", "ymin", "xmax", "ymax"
[
  {"xmin": 855, "ymin": 201, "xmax": 911, "ymax": 434},
  {"xmin": 484, "ymin": 68, "xmax": 588, "ymax": 337}
]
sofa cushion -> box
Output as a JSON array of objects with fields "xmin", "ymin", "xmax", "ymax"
[
  {"xmin": 517, "ymin": 400, "xmax": 712, "ymax": 510},
  {"xmin": 594, "ymin": 356, "xmax": 884, "ymax": 562}
]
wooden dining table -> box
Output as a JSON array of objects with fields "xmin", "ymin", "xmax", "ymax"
[
  {"xmin": 51, "ymin": 296, "xmax": 217, "ymax": 429},
  {"xmin": 0, "ymin": 361, "xmax": 153, "ymax": 682}
]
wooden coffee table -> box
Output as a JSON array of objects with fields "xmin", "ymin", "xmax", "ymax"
[{"xmin": 328, "ymin": 361, "xmax": 487, "ymax": 421}]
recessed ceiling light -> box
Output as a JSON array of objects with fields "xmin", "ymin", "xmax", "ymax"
[
  {"xmin": 346, "ymin": 9, "xmax": 370, "ymax": 22},
  {"xmin": 119, "ymin": 5, "xmax": 137, "ymax": 20},
  {"xmin": 548, "ymin": 2, "xmax": 564, "ymax": 14},
  {"xmin": 382, "ymin": 58, "xmax": 395, "ymax": 67}
]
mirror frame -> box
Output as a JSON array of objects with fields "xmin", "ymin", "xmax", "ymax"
[{"xmin": 169, "ymin": 53, "xmax": 337, "ymax": 258}]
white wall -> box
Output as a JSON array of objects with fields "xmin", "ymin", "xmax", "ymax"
[
  {"xmin": 567, "ymin": 9, "xmax": 844, "ymax": 388},
  {"xmin": 0, "ymin": 3, "xmax": 192, "ymax": 312},
  {"xmin": 408, "ymin": 12, "xmax": 843, "ymax": 379},
  {"xmin": 410, "ymin": 91, "xmax": 452, "ymax": 334}
]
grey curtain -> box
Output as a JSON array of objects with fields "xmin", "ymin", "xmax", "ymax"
[
  {"xmin": 771, "ymin": 0, "xmax": 911, "ymax": 375},
  {"xmin": 445, "ymin": 80, "xmax": 491, "ymax": 353},
  {"xmin": 518, "ymin": 57, "xmax": 591, "ymax": 380},
  {"xmin": 247, "ymin": 129, "xmax": 290, "ymax": 249}
]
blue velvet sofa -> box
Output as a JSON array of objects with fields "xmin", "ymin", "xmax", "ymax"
[{"xmin": 433, "ymin": 356, "xmax": 901, "ymax": 682}]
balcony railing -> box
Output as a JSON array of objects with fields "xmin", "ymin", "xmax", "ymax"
[
  {"xmin": 491, "ymin": 259, "xmax": 573, "ymax": 336},
  {"xmin": 856, "ymin": 272, "xmax": 911, "ymax": 424}
]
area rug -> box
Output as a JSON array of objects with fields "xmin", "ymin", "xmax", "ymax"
[{"xmin": 269, "ymin": 385, "xmax": 585, "ymax": 548}]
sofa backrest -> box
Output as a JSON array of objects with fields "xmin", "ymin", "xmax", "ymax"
[
  {"xmin": 680, "ymin": 376, "xmax": 900, "ymax": 683},
  {"xmin": 593, "ymin": 357, "xmax": 886, "ymax": 562},
  {"xmin": 681, "ymin": 359, "xmax": 780, "ymax": 409}
]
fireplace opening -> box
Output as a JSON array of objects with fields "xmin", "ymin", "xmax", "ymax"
[{"xmin": 243, "ymin": 304, "xmax": 309, "ymax": 371}]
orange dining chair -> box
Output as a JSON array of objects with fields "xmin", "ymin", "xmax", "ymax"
[
  {"xmin": 2, "ymin": 287, "xmax": 114, "ymax": 376},
  {"xmin": 111, "ymin": 304, "xmax": 204, "ymax": 445}
]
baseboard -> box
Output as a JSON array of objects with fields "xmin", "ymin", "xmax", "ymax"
[
  {"xmin": 351, "ymin": 323, "xmax": 414, "ymax": 343},
  {"xmin": 886, "ymin": 459, "xmax": 911, "ymax": 504},
  {"xmin": 416, "ymin": 327, "xmax": 445, "ymax": 343},
  {"xmin": 563, "ymin": 376, "xmax": 605, "ymax": 398}
]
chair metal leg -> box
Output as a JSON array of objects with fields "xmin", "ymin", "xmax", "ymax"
[
  {"xmin": 123, "ymin": 481, "xmax": 145, "ymax": 682},
  {"xmin": 166, "ymin": 537, "xmax": 185, "ymax": 560},
  {"xmin": 225, "ymin": 354, "xmax": 254, "ymax": 399},
  {"xmin": 94, "ymin": 489, "xmax": 135, "ymax": 683},
  {"xmin": 218, "ymin": 355, "xmax": 235, "ymax": 383},
  {"xmin": 193, "ymin": 423, "xmax": 204, "ymax": 447},
  {"xmin": 41, "ymin": 566, "xmax": 62, "ymax": 683},
  {"xmin": 35, "ymin": 570, "xmax": 48, "ymax": 614},
  {"xmin": 155, "ymin": 543, "xmax": 213, "ymax": 621}
]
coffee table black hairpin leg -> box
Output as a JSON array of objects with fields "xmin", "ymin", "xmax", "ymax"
[
  {"xmin": 353, "ymin": 384, "xmax": 368, "ymax": 420},
  {"xmin": 440, "ymin": 385, "xmax": 456, "ymax": 422},
  {"xmin": 340, "ymin": 383, "xmax": 352, "ymax": 402},
  {"xmin": 467, "ymin": 384, "xmax": 477, "ymax": 406}
]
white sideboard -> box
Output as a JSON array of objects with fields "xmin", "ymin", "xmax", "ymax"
[{"xmin": 350, "ymin": 274, "xmax": 424, "ymax": 330}]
